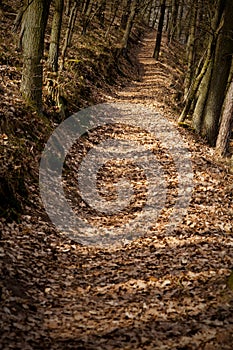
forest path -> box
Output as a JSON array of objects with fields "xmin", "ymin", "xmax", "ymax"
[
  {"xmin": 107, "ymin": 29, "xmax": 181, "ymax": 116},
  {"xmin": 1, "ymin": 30, "xmax": 233, "ymax": 350},
  {"xmin": 40, "ymin": 31, "xmax": 232, "ymax": 348}
]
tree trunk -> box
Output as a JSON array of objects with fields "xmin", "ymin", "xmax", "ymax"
[
  {"xmin": 61, "ymin": 1, "xmax": 78, "ymax": 68},
  {"xmin": 48, "ymin": 0, "xmax": 64, "ymax": 72},
  {"xmin": 152, "ymin": 0, "xmax": 160, "ymax": 28},
  {"xmin": 105, "ymin": 0, "xmax": 119, "ymax": 38},
  {"xmin": 178, "ymin": 0, "xmax": 226, "ymax": 124},
  {"xmin": 120, "ymin": 0, "xmax": 132, "ymax": 31},
  {"xmin": 153, "ymin": 0, "xmax": 166, "ymax": 60},
  {"xmin": 201, "ymin": 0, "xmax": 233, "ymax": 145},
  {"xmin": 192, "ymin": 60, "xmax": 213, "ymax": 132},
  {"xmin": 215, "ymin": 79, "xmax": 233, "ymax": 157},
  {"xmin": 178, "ymin": 50, "xmax": 212, "ymax": 123},
  {"xmin": 167, "ymin": 0, "xmax": 179, "ymax": 43},
  {"xmin": 20, "ymin": 0, "xmax": 51, "ymax": 112},
  {"xmin": 147, "ymin": 0, "xmax": 154, "ymax": 27},
  {"xmin": 82, "ymin": 0, "xmax": 91, "ymax": 14},
  {"xmin": 82, "ymin": 0, "xmax": 96, "ymax": 35},
  {"xmin": 65, "ymin": 0, "xmax": 71, "ymax": 16},
  {"xmin": 184, "ymin": 3, "xmax": 198, "ymax": 97},
  {"xmin": 176, "ymin": 0, "xmax": 184, "ymax": 41},
  {"xmin": 165, "ymin": 5, "xmax": 170, "ymax": 33},
  {"xmin": 121, "ymin": 0, "xmax": 137, "ymax": 51}
]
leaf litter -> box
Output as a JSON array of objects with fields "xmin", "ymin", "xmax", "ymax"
[{"xmin": 1, "ymin": 28, "xmax": 233, "ymax": 350}]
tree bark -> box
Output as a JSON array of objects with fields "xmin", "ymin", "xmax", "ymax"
[
  {"xmin": 61, "ymin": 1, "xmax": 78, "ymax": 68},
  {"xmin": 178, "ymin": 49, "xmax": 212, "ymax": 123},
  {"xmin": 153, "ymin": 0, "xmax": 166, "ymax": 60},
  {"xmin": 20, "ymin": 0, "xmax": 51, "ymax": 112},
  {"xmin": 167, "ymin": 0, "xmax": 179, "ymax": 43},
  {"xmin": 192, "ymin": 60, "xmax": 213, "ymax": 132},
  {"xmin": 176, "ymin": 0, "xmax": 184, "ymax": 41},
  {"xmin": 65, "ymin": 0, "xmax": 71, "ymax": 16},
  {"xmin": 121, "ymin": 0, "xmax": 137, "ymax": 51},
  {"xmin": 184, "ymin": 3, "xmax": 198, "ymax": 97},
  {"xmin": 152, "ymin": 0, "xmax": 160, "ymax": 28},
  {"xmin": 146, "ymin": 0, "xmax": 154, "ymax": 27},
  {"xmin": 201, "ymin": 0, "xmax": 233, "ymax": 145},
  {"xmin": 120, "ymin": 0, "xmax": 132, "ymax": 31},
  {"xmin": 48, "ymin": 0, "xmax": 64, "ymax": 72},
  {"xmin": 215, "ymin": 79, "xmax": 233, "ymax": 157},
  {"xmin": 178, "ymin": 0, "xmax": 226, "ymax": 124},
  {"xmin": 82, "ymin": 0, "xmax": 96, "ymax": 35},
  {"xmin": 82, "ymin": 0, "xmax": 91, "ymax": 14},
  {"xmin": 105, "ymin": 0, "xmax": 119, "ymax": 38}
]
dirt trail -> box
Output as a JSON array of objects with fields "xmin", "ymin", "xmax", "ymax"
[
  {"xmin": 1, "ymin": 31, "xmax": 233, "ymax": 350},
  {"xmin": 42, "ymin": 31, "xmax": 233, "ymax": 349},
  {"xmin": 117, "ymin": 33, "xmax": 161, "ymax": 104},
  {"xmin": 108, "ymin": 29, "xmax": 182, "ymax": 116}
]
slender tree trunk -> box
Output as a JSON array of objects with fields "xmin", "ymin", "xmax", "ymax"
[
  {"xmin": 61, "ymin": 1, "xmax": 78, "ymax": 68},
  {"xmin": 120, "ymin": 0, "xmax": 132, "ymax": 31},
  {"xmin": 176, "ymin": 0, "xmax": 184, "ymax": 41},
  {"xmin": 65, "ymin": 0, "xmax": 71, "ymax": 15},
  {"xmin": 192, "ymin": 61, "xmax": 213, "ymax": 132},
  {"xmin": 82, "ymin": 0, "xmax": 91, "ymax": 14},
  {"xmin": 165, "ymin": 4, "xmax": 170, "ymax": 34},
  {"xmin": 48, "ymin": 0, "xmax": 64, "ymax": 72},
  {"xmin": 153, "ymin": 0, "xmax": 166, "ymax": 60},
  {"xmin": 105, "ymin": 0, "xmax": 119, "ymax": 38},
  {"xmin": 20, "ymin": 0, "xmax": 51, "ymax": 112},
  {"xmin": 215, "ymin": 79, "xmax": 233, "ymax": 156},
  {"xmin": 178, "ymin": 50, "xmax": 213, "ymax": 123},
  {"xmin": 167, "ymin": 0, "xmax": 178, "ymax": 43},
  {"xmin": 82, "ymin": 0, "xmax": 97, "ymax": 35},
  {"xmin": 152, "ymin": 0, "xmax": 160, "ymax": 28},
  {"xmin": 184, "ymin": 3, "xmax": 198, "ymax": 97},
  {"xmin": 121, "ymin": 0, "xmax": 137, "ymax": 51},
  {"xmin": 146, "ymin": 0, "xmax": 154, "ymax": 27}
]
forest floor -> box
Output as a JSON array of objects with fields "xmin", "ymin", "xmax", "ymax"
[{"xmin": 1, "ymin": 25, "xmax": 233, "ymax": 350}]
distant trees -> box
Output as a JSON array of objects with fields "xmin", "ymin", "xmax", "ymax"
[
  {"xmin": 16, "ymin": 0, "xmax": 233, "ymax": 156},
  {"xmin": 167, "ymin": 0, "xmax": 179, "ymax": 43},
  {"xmin": 61, "ymin": 1, "xmax": 78, "ymax": 68},
  {"xmin": 150, "ymin": 0, "xmax": 233, "ymax": 156},
  {"xmin": 193, "ymin": 0, "xmax": 233, "ymax": 146},
  {"xmin": 175, "ymin": 0, "xmax": 233, "ymax": 155},
  {"xmin": 120, "ymin": 0, "xmax": 138, "ymax": 52},
  {"xmin": 18, "ymin": 0, "xmax": 152, "ymax": 112}
]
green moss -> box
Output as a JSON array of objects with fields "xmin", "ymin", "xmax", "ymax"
[{"xmin": 178, "ymin": 121, "xmax": 194, "ymax": 131}]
